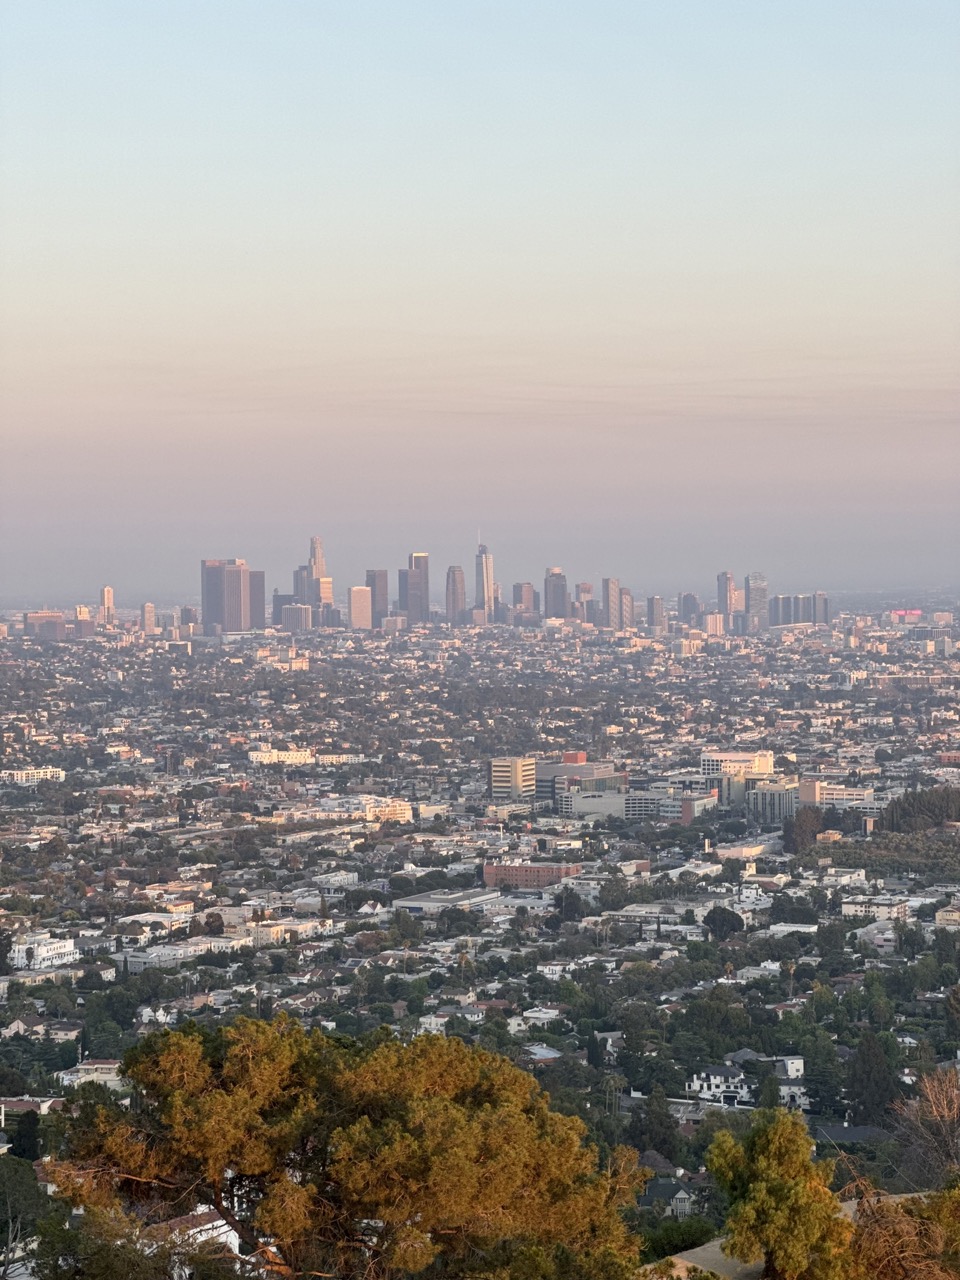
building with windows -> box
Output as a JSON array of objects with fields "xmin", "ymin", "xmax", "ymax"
[
  {"xmin": 488, "ymin": 756, "xmax": 536, "ymax": 801},
  {"xmin": 348, "ymin": 586, "xmax": 373, "ymax": 631},
  {"xmin": 543, "ymin": 568, "xmax": 569, "ymax": 619},
  {"xmin": 475, "ymin": 545, "xmax": 495, "ymax": 624},
  {"xmin": 200, "ymin": 559, "xmax": 266, "ymax": 633},
  {"xmin": 365, "ymin": 569, "xmax": 389, "ymax": 628}
]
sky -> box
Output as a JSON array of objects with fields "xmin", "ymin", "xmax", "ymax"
[{"xmin": 1, "ymin": 1, "xmax": 958, "ymax": 606}]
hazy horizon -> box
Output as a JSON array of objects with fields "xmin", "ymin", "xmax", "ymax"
[{"xmin": 2, "ymin": 1, "xmax": 958, "ymax": 603}]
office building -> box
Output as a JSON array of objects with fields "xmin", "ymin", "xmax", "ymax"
[
  {"xmin": 280, "ymin": 604, "xmax": 313, "ymax": 633},
  {"xmin": 200, "ymin": 559, "xmax": 266, "ymax": 633},
  {"xmin": 140, "ymin": 602, "xmax": 157, "ymax": 633},
  {"xmin": 678, "ymin": 592, "xmax": 700, "ymax": 625},
  {"xmin": 602, "ymin": 577, "xmax": 621, "ymax": 629},
  {"xmin": 620, "ymin": 588, "xmax": 634, "ymax": 628},
  {"xmin": 488, "ymin": 756, "xmax": 537, "ymax": 802},
  {"xmin": 744, "ymin": 572, "xmax": 768, "ymax": 631},
  {"xmin": 23, "ymin": 611, "xmax": 66, "ymax": 641},
  {"xmin": 366, "ymin": 570, "xmax": 389, "ymax": 628},
  {"xmin": 717, "ymin": 571, "xmax": 736, "ymax": 620},
  {"xmin": 348, "ymin": 586, "xmax": 373, "ymax": 631},
  {"xmin": 475, "ymin": 544, "xmax": 495, "ymax": 624},
  {"xmin": 543, "ymin": 568, "xmax": 569, "ymax": 619},
  {"xmin": 446, "ymin": 566, "xmax": 466, "ymax": 624},
  {"xmin": 98, "ymin": 585, "xmax": 115, "ymax": 626},
  {"xmin": 399, "ymin": 553, "xmax": 429, "ymax": 625},
  {"xmin": 647, "ymin": 595, "xmax": 665, "ymax": 631},
  {"xmin": 512, "ymin": 582, "xmax": 536, "ymax": 613}
]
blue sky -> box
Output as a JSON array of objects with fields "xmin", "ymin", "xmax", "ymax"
[{"xmin": 1, "ymin": 2, "xmax": 958, "ymax": 603}]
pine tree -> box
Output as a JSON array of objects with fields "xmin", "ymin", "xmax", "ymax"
[
  {"xmin": 847, "ymin": 1030, "xmax": 900, "ymax": 1123},
  {"xmin": 708, "ymin": 1109, "xmax": 852, "ymax": 1280},
  {"xmin": 627, "ymin": 1083, "xmax": 681, "ymax": 1163}
]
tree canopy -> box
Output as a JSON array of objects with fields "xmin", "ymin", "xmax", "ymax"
[
  {"xmin": 707, "ymin": 1109, "xmax": 852, "ymax": 1280},
  {"xmin": 50, "ymin": 1017, "xmax": 645, "ymax": 1280}
]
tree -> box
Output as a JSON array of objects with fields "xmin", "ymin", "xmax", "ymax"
[
  {"xmin": 707, "ymin": 1109, "xmax": 852, "ymax": 1280},
  {"xmin": 11, "ymin": 1109, "xmax": 40, "ymax": 1161},
  {"xmin": 703, "ymin": 905, "xmax": 744, "ymax": 942},
  {"xmin": 33, "ymin": 1206, "xmax": 237, "ymax": 1280},
  {"xmin": 0, "ymin": 1156, "xmax": 55, "ymax": 1277},
  {"xmin": 50, "ymin": 1017, "xmax": 645, "ymax": 1280},
  {"xmin": 203, "ymin": 912, "xmax": 225, "ymax": 937},
  {"xmin": 890, "ymin": 1067, "xmax": 960, "ymax": 1188},
  {"xmin": 626, "ymin": 1084, "xmax": 681, "ymax": 1164},
  {"xmin": 586, "ymin": 1032, "xmax": 604, "ymax": 1070},
  {"xmin": 847, "ymin": 1031, "xmax": 900, "ymax": 1124}
]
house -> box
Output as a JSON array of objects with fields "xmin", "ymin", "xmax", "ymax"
[
  {"xmin": 686, "ymin": 1066, "xmax": 752, "ymax": 1106},
  {"xmin": 56, "ymin": 1059, "xmax": 124, "ymax": 1091},
  {"xmin": 637, "ymin": 1177, "xmax": 696, "ymax": 1219}
]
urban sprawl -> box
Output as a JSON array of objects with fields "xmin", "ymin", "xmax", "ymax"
[{"xmin": 4, "ymin": 536, "xmax": 960, "ymax": 1247}]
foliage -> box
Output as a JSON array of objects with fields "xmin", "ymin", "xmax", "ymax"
[
  {"xmin": 890, "ymin": 1067, "xmax": 960, "ymax": 1189},
  {"xmin": 707, "ymin": 1109, "xmax": 853, "ymax": 1280},
  {"xmin": 50, "ymin": 1017, "xmax": 646, "ymax": 1280},
  {"xmin": 32, "ymin": 1206, "xmax": 238, "ymax": 1280},
  {"xmin": 626, "ymin": 1085, "xmax": 681, "ymax": 1164},
  {"xmin": 0, "ymin": 1156, "xmax": 60, "ymax": 1276},
  {"xmin": 702, "ymin": 906, "xmax": 743, "ymax": 942},
  {"xmin": 847, "ymin": 1031, "xmax": 900, "ymax": 1124},
  {"xmin": 878, "ymin": 786, "xmax": 960, "ymax": 834}
]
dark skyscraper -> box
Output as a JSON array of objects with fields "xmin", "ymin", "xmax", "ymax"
[
  {"xmin": 647, "ymin": 595, "xmax": 665, "ymax": 630},
  {"xmin": 201, "ymin": 559, "xmax": 264, "ymax": 633},
  {"xmin": 399, "ymin": 553, "xmax": 429, "ymax": 625},
  {"xmin": 678, "ymin": 592, "xmax": 700, "ymax": 625},
  {"xmin": 543, "ymin": 568, "xmax": 569, "ymax": 619},
  {"xmin": 446, "ymin": 565, "xmax": 466, "ymax": 624},
  {"xmin": 366, "ymin": 569, "xmax": 389, "ymax": 628}
]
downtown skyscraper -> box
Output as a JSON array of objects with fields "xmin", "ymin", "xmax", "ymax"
[{"xmin": 475, "ymin": 544, "xmax": 494, "ymax": 624}]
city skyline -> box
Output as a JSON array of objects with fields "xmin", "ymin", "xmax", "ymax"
[{"xmin": 3, "ymin": 2, "xmax": 958, "ymax": 601}]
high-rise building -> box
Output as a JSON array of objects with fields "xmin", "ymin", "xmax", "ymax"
[
  {"xmin": 200, "ymin": 559, "xmax": 265, "ymax": 633},
  {"xmin": 446, "ymin": 566, "xmax": 466, "ymax": 624},
  {"xmin": 280, "ymin": 603, "xmax": 313, "ymax": 633},
  {"xmin": 366, "ymin": 570, "xmax": 389, "ymax": 628},
  {"xmin": 543, "ymin": 568, "xmax": 569, "ymax": 619},
  {"xmin": 512, "ymin": 582, "xmax": 536, "ymax": 614},
  {"xmin": 602, "ymin": 578, "xmax": 621, "ymax": 630},
  {"xmin": 309, "ymin": 536, "xmax": 327, "ymax": 580},
  {"xmin": 575, "ymin": 582, "xmax": 593, "ymax": 605},
  {"xmin": 717, "ymin": 571, "xmax": 736, "ymax": 619},
  {"xmin": 814, "ymin": 591, "xmax": 830, "ymax": 624},
  {"xmin": 140, "ymin": 602, "xmax": 157, "ymax": 633},
  {"xmin": 98, "ymin": 585, "xmax": 115, "ymax": 626},
  {"xmin": 647, "ymin": 595, "xmax": 665, "ymax": 630},
  {"xmin": 620, "ymin": 588, "xmax": 635, "ymax": 629},
  {"xmin": 475, "ymin": 544, "xmax": 495, "ymax": 624},
  {"xmin": 488, "ymin": 756, "xmax": 537, "ymax": 802},
  {"xmin": 744, "ymin": 572, "xmax": 769, "ymax": 631},
  {"xmin": 348, "ymin": 586, "xmax": 373, "ymax": 631},
  {"xmin": 292, "ymin": 536, "xmax": 329, "ymax": 608},
  {"xmin": 678, "ymin": 592, "xmax": 700, "ymax": 625},
  {"xmin": 399, "ymin": 553, "xmax": 429, "ymax": 625}
]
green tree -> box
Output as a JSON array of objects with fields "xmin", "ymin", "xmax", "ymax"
[
  {"xmin": 626, "ymin": 1084, "xmax": 681, "ymax": 1164},
  {"xmin": 703, "ymin": 905, "xmax": 744, "ymax": 942},
  {"xmin": 847, "ymin": 1031, "xmax": 900, "ymax": 1124},
  {"xmin": 11, "ymin": 1109, "xmax": 41, "ymax": 1161},
  {"xmin": 707, "ymin": 1109, "xmax": 852, "ymax": 1280},
  {"xmin": 51, "ymin": 1018, "xmax": 645, "ymax": 1280},
  {"xmin": 0, "ymin": 1156, "xmax": 56, "ymax": 1276}
]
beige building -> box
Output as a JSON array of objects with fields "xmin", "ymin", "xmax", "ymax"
[{"xmin": 488, "ymin": 756, "xmax": 536, "ymax": 802}]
